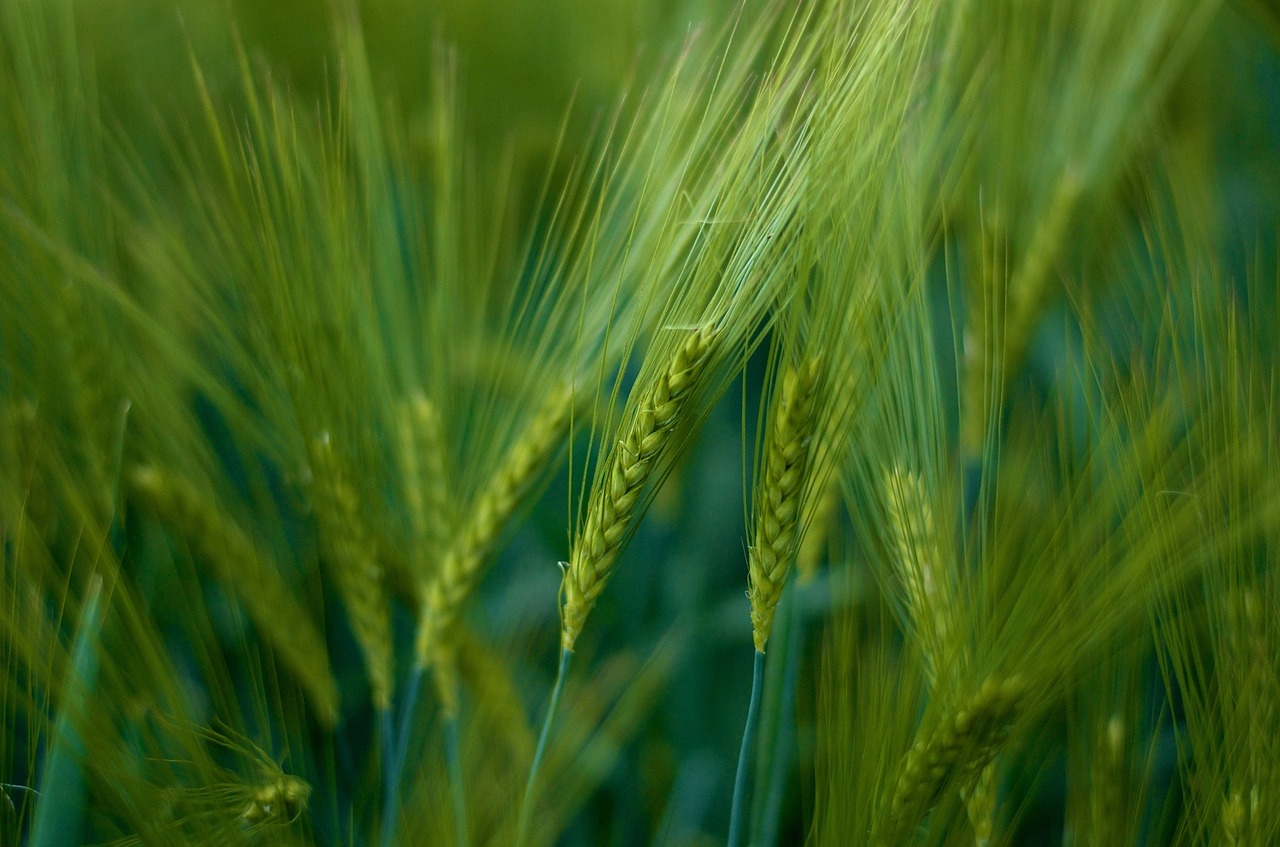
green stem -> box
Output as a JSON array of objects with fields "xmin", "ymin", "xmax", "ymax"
[
  {"xmin": 395, "ymin": 664, "xmax": 424, "ymax": 778},
  {"xmin": 728, "ymin": 649, "xmax": 766, "ymax": 847},
  {"xmin": 754, "ymin": 587, "xmax": 802, "ymax": 847},
  {"xmin": 443, "ymin": 714, "xmax": 470, "ymax": 847},
  {"xmin": 378, "ymin": 706, "xmax": 396, "ymax": 845},
  {"xmin": 380, "ymin": 664, "xmax": 424, "ymax": 847},
  {"xmin": 516, "ymin": 647, "xmax": 572, "ymax": 847}
]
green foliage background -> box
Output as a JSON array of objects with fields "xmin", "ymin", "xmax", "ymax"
[{"xmin": 3, "ymin": 0, "xmax": 1280, "ymax": 845}]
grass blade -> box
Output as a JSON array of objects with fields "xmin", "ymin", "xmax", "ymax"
[{"xmin": 29, "ymin": 576, "xmax": 104, "ymax": 847}]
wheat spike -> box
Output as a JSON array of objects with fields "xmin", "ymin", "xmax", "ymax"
[
  {"xmin": 1084, "ymin": 714, "xmax": 1126, "ymax": 843},
  {"xmin": 128, "ymin": 465, "xmax": 341, "ymax": 726},
  {"xmin": 52, "ymin": 284, "xmax": 117, "ymax": 523},
  {"xmin": 309, "ymin": 433, "xmax": 394, "ymax": 711},
  {"xmin": 883, "ymin": 465, "xmax": 956, "ymax": 686},
  {"xmin": 415, "ymin": 387, "xmax": 573, "ymax": 707},
  {"xmin": 242, "ymin": 775, "xmax": 311, "ymax": 825},
  {"xmin": 878, "ymin": 676, "xmax": 1025, "ymax": 846},
  {"xmin": 1220, "ymin": 586, "xmax": 1271, "ymax": 847},
  {"xmin": 561, "ymin": 326, "xmax": 717, "ymax": 652},
  {"xmin": 1222, "ymin": 789, "xmax": 1251, "ymax": 847},
  {"xmin": 883, "ymin": 466, "xmax": 1013, "ymax": 842},
  {"xmin": 397, "ymin": 392, "xmax": 452, "ymax": 565},
  {"xmin": 795, "ymin": 471, "xmax": 838, "ymax": 586},
  {"xmin": 795, "ymin": 354, "xmax": 861, "ymax": 586},
  {"xmin": 964, "ymin": 762, "xmax": 996, "ymax": 847},
  {"xmin": 747, "ymin": 357, "xmax": 821, "ymax": 652}
]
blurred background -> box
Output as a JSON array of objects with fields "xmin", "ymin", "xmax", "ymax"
[{"xmin": 4, "ymin": 1, "xmax": 1280, "ymax": 845}]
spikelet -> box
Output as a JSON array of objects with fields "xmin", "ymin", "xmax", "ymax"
[
  {"xmin": 795, "ymin": 471, "xmax": 838, "ymax": 586},
  {"xmin": 127, "ymin": 465, "xmax": 340, "ymax": 726},
  {"xmin": 1221, "ymin": 788, "xmax": 1256, "ymax": 847},
  {"xmin": 878, "ymin": 676, "xmax": 1025, "ymax": 847},
  {"xmin": 3, "ymin": 399, "xmax": 57, "ymax": 538},
  {"xmin": 1086, "ymin": 715, "xmax": 1125, "ymax": 843},
  {"xmin": 140, "ymin": 718, "xmax": 313, "ymax": 840},
  {"xmin": 397, "ymin": 392, "xmax": 452, "ymax": 567},
  {"xmin": 795, "ymin": 360, "xmax": 860, "ymax": 586},
  {"xmin": 747, "ymin": 358, "xmax": 822, "ymax": 652},
  {"xmin": 51, "ymin": 283, "xmax": 117, "ymax": 523},
  {"xmin": 561, "ymin": 327, "xmax": 717, "ymax": 652},
  {"xmin": 242, "ymin": 775, "xmax": 311, "ymax": 825},
  {"xmin": 883, "ymin": 465, "xmax": 956, "ymax": 686},
  {"xmin": 964, "ymin": 762, "xmax": 996, "ymax": 847},
  {"xmin": 882, "ymin": 467, "xmax": 1013, "ymax": 842},
  {"xmin": 1219, "ymin": 586, "xmax": 1273, "ymax": 847},
  {"xmin": 308, "ymin": 433, "xmax": 393, "ymax": 711},
  {"xmin": 415, "ymin": 387, "xmax": 573, "ymax": 709},
  {"xmin": 1002, "ymin": 172, "xmax": 1082, "ymax": 384}
]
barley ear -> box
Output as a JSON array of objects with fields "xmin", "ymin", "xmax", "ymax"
[
  {"xmin": 795, "ymin": 472, "xmax": 838, "ymax": 586},
  {"xmin": 242, "ymin": 775, "xmax": 311, "ymax": 825},
  {"xmin": 397, "ymin": 392, "xmax": 451, "ymax": 567},
  {"xmin": 128, "ymin": 465, "xmax": 341, "ymax": 726},
  {"xmin": 415, "ymin": 387, "xmax": 573, "ymax": 704},
  {"xmin": 963, "ymin": 762, "xmax": 996, "ymax": 847},
  {"xmin": 561, "ymin": 326, "xmax": 717, "ymax": 652},
  {"xmin": 1087, "ymin": 715, "xmax": 1125, "ymax": 842},
  {"xmin": 309, "ymin": 434, "xmax": 394, "ymax": 711},
  {"xmin": 1221, "ymin": 786, "xmax": 1262, "ymax": 847},
  {"xmin": 796, "ymin": 365, "xmax": 859, "ymax": 585},
  {"xmin": 878, "ymin": 675, "xmax": 1025, "ymax": 846},
  {"xmin": 883, "ymin": 465, "xmax": 955, "ymax": 686},
  {"xmin": 1220, "ymin": 587, "xmax": 1270, "ymax": 847},
  {"xmin": 747, "ymin": 357, "xmax": 821, "ymax": 653}
]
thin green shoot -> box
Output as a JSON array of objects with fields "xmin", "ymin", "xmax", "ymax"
[
  {"xmin": 728, "ymin": 649, "xmax": 766, "ymax": 847},
  {"xmin": 380, "ymin": 663, "xmax": 425, "ymax": 847},
  {"xmin": 517, "ymin": 647, "xmax": 573, "ymax": 847},
  {"xmin": 752, "ymin": 582, "xmax": 803, "ymax": 847},
  {"xmin": 378, "ymin": 707, "xmax": 396, "ymax": 847},
  {"xmin": 443, "ymin": 714, "xmax": 470, "ymax": 847},
  {"xmin": 29, "ymin": 576, "xmax": 103, "ymax": 847}
]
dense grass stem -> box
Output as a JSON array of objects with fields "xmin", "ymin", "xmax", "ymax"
[{"xmin": 729, "ymin": 649, "xmax": 766, "ymax": 847}]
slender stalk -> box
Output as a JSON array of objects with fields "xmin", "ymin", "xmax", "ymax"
[
  {"xmin": 754, "ymin": 587, "xmax": 802, "ymax": 846},
  {"xmin": 395, "ymin": 665, "xmax": 424, "ymax": 784},
  {"xmin": 516, "ymin": 647, "xmax": 572, "ymax": 847},
  {"xmin": 378, "ymin": 707, "xmax": 396, "ymax": 846},
  {"xmin": 729, "ymin": 650, "xmax": 766, "ymax": 847},
  {"xmin": 380, "ymin": 664, "xmax": 424, "ymax": 847},
  {"xmin": 444, "ymin": 714, "xmax": 470, "ymax": 847}
]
